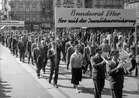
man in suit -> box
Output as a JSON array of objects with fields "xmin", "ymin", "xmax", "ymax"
[
  {"xmin": 47, "ymin": 41, "xmax": 61, "ymax": 88},
  {"xmin": 18, "ymin": 37, "xmax": 25, "ymax": 62},
  {"xmin": 33, "ymin": 43, "xmax": 42, "ymax": 78},
  {"xmin": 90, "ymin": 48, "xmax": 106, "ymax": 98},
  {"xmin": 43, "ymin": 41, "xmax": 49, "ymax": 74},
  {"xmin": 26, "ymin": 36, "xmax": 32, "ymax": 64},
  {"xmin": 107, "ymin": 50, "xmax": 126, "ymax": 98},
  {"xmin": 66, "ymin": 41, "xmax": 75, "ymax": 70}
]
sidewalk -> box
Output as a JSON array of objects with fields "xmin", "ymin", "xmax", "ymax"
[{"xmin": 2, "ymin": 44, "xmax": 139, "ymax": 98}]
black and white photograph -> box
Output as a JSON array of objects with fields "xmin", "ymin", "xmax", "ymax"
[{"xmin": 0, "ymin": 0, "xmax": 139, "ymax": 98}]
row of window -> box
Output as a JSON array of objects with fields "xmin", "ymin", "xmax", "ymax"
[
  {"xmin": 56, "ymin": 0, "xmax": 82, "ymax": 4},
  {"xmin": 12, "ymin": 3, "xmax": 41, "ymax": 12},
  {"xmin": 96, "ymin": 0, "xmax": 123, "ymax": 5},
  {"xmin": 10, "ymin": 0, "xmax": 44, "ymax": 2},
  {"xmin": 12, "ymin": 15, "xmax": 50, "ymax": 22}
]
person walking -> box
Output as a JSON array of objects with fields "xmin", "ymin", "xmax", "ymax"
[
  {"xmin": 70, "ymin": 44, "xmax": 83, "ymax": 93},
  {"xmin": 107, "ymin": 50, "xmax": 126, "ymax": 98},
  {"xmin": 47, "ymin": 42, "xmax": 61, "ymax": 88},
  {"xmin": 90, "ymin": 48, "xmax": 106, "ymax": 98},
  {"xmin": 33, "ymin": 43, "xmax": 42, "ymax": 78},
  {"xmin": 18, "ymin": 37, "xmax": 25, "ymax": 62},
  {"xmin": 66, "ymin": 41, "xmax": 75, "ymax": 70},
  {"xmin": 26, "ymin": 36, "xmax": 32, "ymax": 64}
]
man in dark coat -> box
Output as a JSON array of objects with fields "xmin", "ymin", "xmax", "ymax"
[
  {"xmin": 18, "ymin": 37, "xmax": 25, "ymax": 62},
  {"xmin": 90, "ymin": 48, "xmax": 106, "ymax": 98},
  {"xmin": 43, "ymin": 41, "xmax": 49, "ymax": 73},
  {"xmin": 33, "ymin": 43, "xmax": 42, "ymax": 78},
  {"xmin": 12, "ymin": 36, "xmax": 18, "ymax": 56},
  {"xmin": 107, "ymin": 50, "xmax": 126, "ymax": 98},
  {"xmin": 66, "ymin": 41, "xmax": 75, "ymax": 70},
  {"xmin": 47, "ymin": 41, "xmax": 61, "ymax": 88},
  {"xmin": 26, "ymin": 37, "xmax": 33, "ymax": 64},
  {"xmin": 113, "ymin": 31, "xmax": 118, "ymax": 50},
  {"xmin": 39, "ymin": 40, "xmax": 47, "ymax": 74},
  {"xmin": 90, "ymin": 41, "xmax": 98, "ymax": 57}
]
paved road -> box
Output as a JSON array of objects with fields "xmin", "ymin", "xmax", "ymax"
[
  {"xmin": 0, "ymin": 44, "xmax": 54, "ymax": 98},
  {"xmin": 0, "ymin": 43, "xmax": 139, "ymax": 98}
]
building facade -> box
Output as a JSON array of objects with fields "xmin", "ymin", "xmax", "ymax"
[
  {"xmin": 124, "ymin": 0, "xmax": 139, "ymax": 22},
  {"xmin": 54, "ymin": 0, "xmax": 84, "ymax": 8},
  {"xmin": 84, "ymin": 0, "xmax": 124, "ymax": 9},
  {"xmin": 9, "ymin": 0, "xmax": 51, "ymax": 31},
  {"xmin": 124, "ymin": 0, "xmax": 139, "ymax": 41}
]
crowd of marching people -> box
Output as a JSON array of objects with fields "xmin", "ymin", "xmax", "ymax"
[{"xmin": 0, "ymin": 28, "xmax": 139, "ymax": 98}]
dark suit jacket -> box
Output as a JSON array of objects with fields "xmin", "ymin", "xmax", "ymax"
[
  {"xmin": 108, "ymin": 61, "xmax": 125, "ymax": 90},
  {"xmin": 33, "ymin": 47, "xmax": 41, "ymax": 64},
  {"xmin": 91, "ymin": 55, "xmax": 106, "ymax": 80},
  {"xmin": 18, "ymin": 40, "xmax": 25, "ymax": 53},
  {"xmin": 66, "ymin": 46, "xmax": 75, "ymax": 65},
  {"xmin": 26, "ymin": 41, "xmax": 32, "ymax": 53}
]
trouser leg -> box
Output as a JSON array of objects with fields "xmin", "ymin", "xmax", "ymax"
[
  {"xmin": 54, "ymin": 63, "xmax": 59, "ymax": 84},
  {"xmin": 42, "ymin": 59, "xmax": 47, "ymax": 73},
  {"xmin": 111, "ymin": 89, "xmax": 123, "ymax": 98},
  {"xmin": 19, "ymin": 52, "xmax": 22, "ymax": 61},
  {"xmin": 93, "ymin": 79, "xmax": 104, "ymax": 98},
  {"xmin": 28, "ymin": 52, "xmax": 31, "ymax": 63},
  {"xmin": 49, "ymin": 65, "xmax": 54, "ymax": 83},
  {"xmin": 36, "ymin": 64, "xmax": 41, "ymax": 77}
]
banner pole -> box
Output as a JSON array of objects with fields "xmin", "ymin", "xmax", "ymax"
[{"xmin": 55, "ymin": 7, "xmax": 57, "ymax": 68}]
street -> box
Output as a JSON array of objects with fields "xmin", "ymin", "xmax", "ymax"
[{"xmin": 0, "ymin": 43, "xmax": 139, "ymax": 98}]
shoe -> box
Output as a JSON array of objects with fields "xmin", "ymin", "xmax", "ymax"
[
  {"xmin": 38, "ymin": 76, "xmax": 40, "ymax": 79},
  {"xmin": 49, "ymin": 80, "xmax": 51, "ymax": 84},
  {"xmin": 54, "ymin": 84, "xmax": 58, "ymax": 88},
  {"xmin": 73, "ymin": 85, "xmax": 75, "ymax": 88},
  {"xmin": 76, "ymin": 88, "xmax": 81, "ymax": 93}
]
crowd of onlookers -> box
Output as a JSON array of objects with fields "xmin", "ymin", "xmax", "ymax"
[{"xmin": 0, "ymin": 28, "xmax": 139, "ymax": 97}]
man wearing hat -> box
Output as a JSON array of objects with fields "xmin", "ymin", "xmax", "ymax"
[
  {"xmin": 90, "ymin": 48, "xmax": 106, "ymax": 98},
  {"xmin": 107, "ymin": 50, "xmax": 126, "ymax": 98}
]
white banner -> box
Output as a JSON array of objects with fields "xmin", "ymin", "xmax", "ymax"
[
  {"xmin": 55, "ymin": 8, "xmax": 136, "ymax": 27},
  {"xmin": 0, "ymin": 20, "xmax": 24, "ymax": 27}
]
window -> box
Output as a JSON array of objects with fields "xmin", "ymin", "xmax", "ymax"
[
  {"xmin": 36, "ymin": 4, "xmax": 41, "ymax": 12},
  {"xmin": 137, "ymin": 3, "xmax": 139, "ymax": 10},
  {"xmin": 32, "ymin": 3, "xmax": 37, "ymax": 12},
  {"xmin": 19, "ymin": 3, "xmax": 24, "ymax": 11},
  {"xmin": 25, "ymin": 4, "xmax": 30, "ymax": 12},
  {"xmin": 32, "ymin": 16, "xmax": 36, "ymax": 22},
  {"xmin": 85, "ymin": 0, "xmax": 92, "ymax": 8},
  {"xmin": 25, "ymin": 15, "xmax": 30, "ymax": 21},
  {"xmin": 77, "ymin": 0, "xmax": 80, "ymax": 3},
  {"xmin": 36, "ymin": 15, "xmax": 40, "ymax": 22}
]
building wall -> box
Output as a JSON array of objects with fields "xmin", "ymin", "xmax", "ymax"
[
  {"xmin": 9, "ymin": 0, "xmax": 49, "ymax": 30},
  {"xmin": 124, "ymin": 1, "xmax": 139, "ymax": 23},
  {"xmin": 91, "ymin": 0, "xmax": 124, "ymax": 9},
  {"xmin": 54, "ymin": 0, "xmax": 84, "ymax": 8},
  {"xmin": 124, "ymin": 0, "xmax": 139, "ymax": 42}
]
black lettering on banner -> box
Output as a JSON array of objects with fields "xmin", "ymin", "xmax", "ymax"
[
  {"xmin": 79, "ymin": 18, "xmax": 87, "ymax": 23},
  {"xmin": 106, "ymin": 10, "xmax": 121, "ymax": 17},
  {"xmin": 58, "ymin": 18, "xmax": 67, "ymax": 23},
  {"xmin": 88, "ymin": 17, "xmax": 136, "ymax": 25},
  {"xmin": 68, "ymin": 18, "xmax": 79, "ymax": 23}
]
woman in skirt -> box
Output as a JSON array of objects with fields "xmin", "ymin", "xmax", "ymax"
[{"xmin": 70, "ymin": 44, "xmax": 83, "ymax": 93}]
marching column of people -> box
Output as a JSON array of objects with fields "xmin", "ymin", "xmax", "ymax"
[{"xmin": 0, "ymin": 29, "xmax": 139, "ymax": 98}]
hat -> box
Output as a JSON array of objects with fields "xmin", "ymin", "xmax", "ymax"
[
  {"xmin": 110, "ymin": 50, "xmax": 119, "ymax": 56},
  {"xmin": 95, "ymin": 48, "xmax": 102, "ymax": 53}
]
